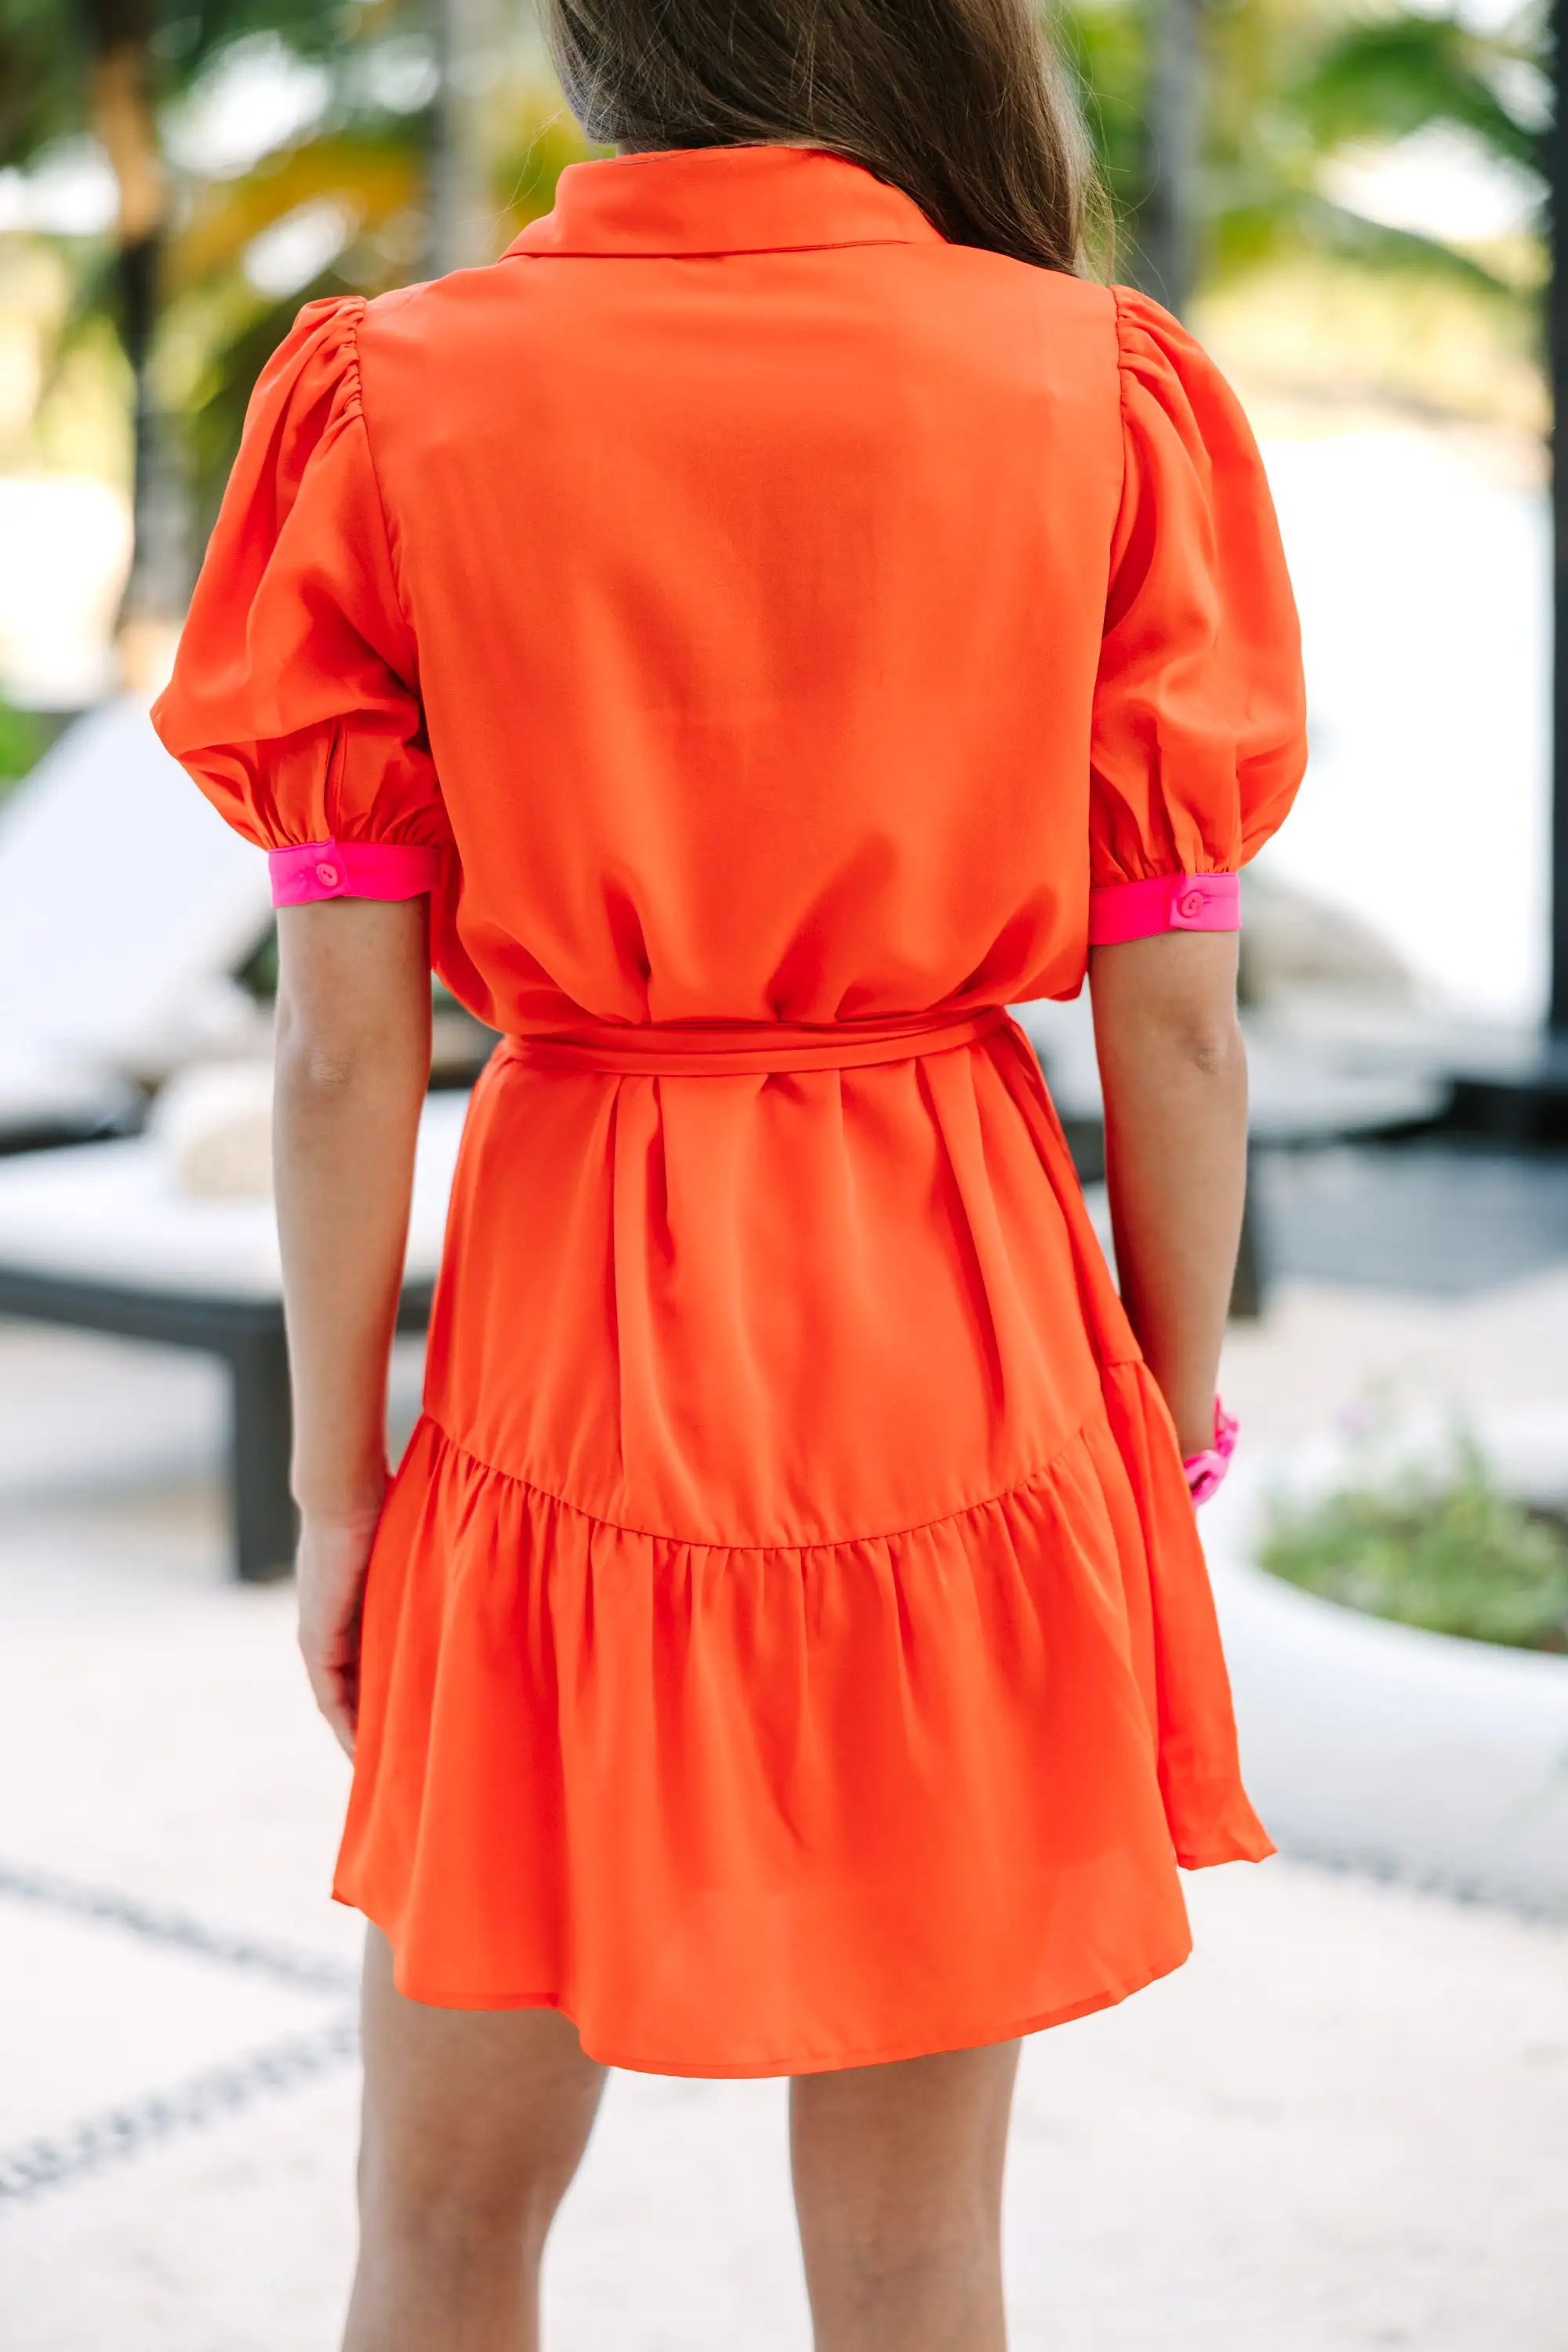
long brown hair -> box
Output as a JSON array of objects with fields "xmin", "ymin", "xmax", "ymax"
[{"xmin": 539, "ymin": 0, "xmax": 1099, "ymax": 275}]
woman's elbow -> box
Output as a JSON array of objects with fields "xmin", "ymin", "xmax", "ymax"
[
  {"xmin": 1170, "ymin": 1009, "xmax": 1245, "ymax": 1080},
  {"xmin": 274, "ymin": 996, "xmax": 427, "ymax": 1104},
  {"xmin": 1090, "ymin": 931, "xmax": 1244, "ymax": 1083},
  {"xmin": 1103, "ymin": 998, "xmax": 1245, "ymax": 1085},
  {"xmin": 272, "ymin": 898, "xmax": 433, "ymax": 1101},
  {"xmin": 276, "ymin": 1027, "xmax": 362, "ymax": 1101}
]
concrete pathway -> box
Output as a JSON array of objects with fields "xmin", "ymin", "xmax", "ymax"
[{"xmin": 1, "ymin": 1298, "xmax": 1565, "ymax": 2350}]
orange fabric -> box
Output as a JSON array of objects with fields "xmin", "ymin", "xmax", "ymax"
[{"xmin": 154, "ymin": 145, "xmax": 1305, "ymax": 2075}]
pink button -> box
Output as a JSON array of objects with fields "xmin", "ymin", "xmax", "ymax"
[
  {"xmin": 1178, "ymin": 889, "xmax": 1207, "ymax": 920},
  {"xmin": 315, "ymin": 862, "xmax": 341, "ymax": 888}
]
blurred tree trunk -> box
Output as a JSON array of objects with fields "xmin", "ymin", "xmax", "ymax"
[
  {"xmin": 1134, "ymin": 0, "xmax": 1205, "ymax": 318},
  {"xmin": 427, "ymin": 0, "xmax": 495, "ymax": 276},
  {"xmin": 86, "ymin": 0, "xmax": 190, "ymax": 661}
]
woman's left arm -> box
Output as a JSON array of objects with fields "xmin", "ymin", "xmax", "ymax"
[{"xmin": 274, "ymin": 897, "xmax": 432, "ymax": 1755}]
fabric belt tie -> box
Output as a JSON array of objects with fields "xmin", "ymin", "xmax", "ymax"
[
  {"xmin": 494, "ymin": 1003, "xmax": 1152, "ymax": 1436},
  {"xmin": 498, "ymin": 1004, "xmax": 1011, "ymax": 1076}
]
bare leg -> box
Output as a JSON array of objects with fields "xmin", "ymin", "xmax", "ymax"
[
  {"xmin": 791, "ymin": 2039, "xmax": 1021, "ymax": 2352},
  {"xmin": 343, "ymin": 1928, "xmax": 607, "ymax": 2352}
]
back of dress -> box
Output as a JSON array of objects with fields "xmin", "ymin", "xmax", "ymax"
[
  {"xmin": 160, "ymin": 144, "xmax": 1301, "ymax": 1033},
  {"xmin": 154, "ymin": 143, "xmax": 1306, "ymax": 2079}
]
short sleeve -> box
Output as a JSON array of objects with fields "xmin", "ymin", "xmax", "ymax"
[
  {"xmin": 151, "ymin": 296, "xmax": 447, "ymax": 908},
  {"xmin": 1087, "ymin": 289, "xmax": 1306, "ymax": 946}
]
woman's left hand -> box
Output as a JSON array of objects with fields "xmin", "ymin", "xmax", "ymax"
[
  {"xmin": 272, "ymin": 896, "xmax": 432, "ymax": 1766},
  {"xmin": 296, "ymin": 1496, "xmax": 385, "ymax": 1759}
]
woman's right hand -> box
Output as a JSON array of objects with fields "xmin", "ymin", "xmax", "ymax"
[{"xmin": 296, "ymin": 1496, "xmax": 385, "ymax": 1759}]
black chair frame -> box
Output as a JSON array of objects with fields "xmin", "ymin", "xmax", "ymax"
[{"xmin": 0, "ymin": 1265, "xmax": 434, "ymax": 1582}]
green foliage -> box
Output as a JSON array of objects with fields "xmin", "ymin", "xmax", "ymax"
[
  {"xmin": 1260, "ymin": 1435, "xmax": 1568, "ymax": 1651},
  {"xmin": 0, "ymin": 0, "xmax": 592, "ymax": 533},
  {"xmin": 0, "ymin": 0, "xmax": 88, "ymax": 166},
  {"xmin": 0, "ymin": 0, "xmax": 1551, "ymax": 592},
  {"xmin": 1294, "ymin": 15, "xmax": 1541, "ymax": 172},
  {"xmin": 162, "ymin": 78, "xmax": 591, "ymax": 533},
  {"xmin": 1056, "ymin": 0, "xmax": 1149, "ymax": 236},
  {"xmin": 0, "ymin": 0, "xmax": 372, "ymax": 170},
  {"xmin": 1060, "ymin": 0, "xmax": 1544, "ymax": 297},
  {"xmin": 0, "ymin": 693, "xmax": 45, "ymax": 788}
]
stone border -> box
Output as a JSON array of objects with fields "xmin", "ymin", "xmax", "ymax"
[
  {"xmin": 0, "ymin": 2016, "xmax": 358, "ymax": 2204},
  {"xmin": 0, "ymin": 1861, "xmax": 358, "ymax": 1995},
  {"xmin": 0, "ymin": 1863, "xmax": 357, "ymax": 2206}
]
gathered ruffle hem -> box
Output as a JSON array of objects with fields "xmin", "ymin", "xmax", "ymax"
[{"xmin": 335, "ymin": 1343, "xmax": 1272, "ymax": 2078}]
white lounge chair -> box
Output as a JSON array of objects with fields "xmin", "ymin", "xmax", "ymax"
[
  {"xmin": 0, "ymin": 1092, "xmax": 468, "ymax": 1579},
  {"xmin": 0, "ymin": 698, "xmax": 274, "ymax": 1151}
]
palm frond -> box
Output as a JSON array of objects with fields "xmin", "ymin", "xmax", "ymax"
[
  {"xmin": 1293, "ymin": 14, "xmax": 1543, "ymax": 175},
  {"xmin": 1209, "ymin": 183, "xmax": 1528, "ymax": 295}
]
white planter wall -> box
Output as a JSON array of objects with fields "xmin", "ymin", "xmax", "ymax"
[{"xmin": 1202, "ymin": 1408, "xmax": 1568, "ymax": 1914}]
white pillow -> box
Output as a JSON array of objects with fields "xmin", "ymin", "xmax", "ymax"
[{"xmin": 149, "ymin": 1061, "xmax": 273, "ymax": 1198}]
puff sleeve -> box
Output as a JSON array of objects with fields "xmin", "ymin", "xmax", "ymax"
[
  {"xmin": 1087, "ymin": 289, "xmax": 1306, "ymax": 946},
  {"xmin": 151, "ymin": 297, "xmax": 447, "ymax": 909}
]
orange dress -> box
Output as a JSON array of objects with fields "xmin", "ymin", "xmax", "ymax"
[{"xmin": 154, "ymin": 145, "xmax": 1305, "ymax": 2076}]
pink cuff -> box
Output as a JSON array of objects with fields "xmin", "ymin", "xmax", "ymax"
[
  {"xmin": 1183, "ymin": 1400, "xmax": 1239, "ymax": 1508},
  {"xmin": 268, "ymin": 839, "xmax": 443, "ymax": 908},
  {"xmin": 1088, "ymin": 872, "xmax": 1240, "ymax": 946}
]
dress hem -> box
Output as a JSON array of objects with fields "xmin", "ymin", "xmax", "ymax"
[
  {"xmin": 335, "ymin": 1366, "xmax": 1274, "ymax": 2055},
  {"xmin": 333, "ymin": 1883, "xmax": 1197, "ymax": 2076}
]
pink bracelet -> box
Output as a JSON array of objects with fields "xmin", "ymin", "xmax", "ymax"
[{"xmin": 1182, "ymin": 1399, "xmax": 1238, "ymax": 1506}]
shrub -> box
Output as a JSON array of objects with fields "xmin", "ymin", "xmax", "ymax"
[{"xmin": 1259, "ymin": 1436, "xmax": 1568, "ymax": 1653}]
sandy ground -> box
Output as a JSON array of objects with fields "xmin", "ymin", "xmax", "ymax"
[{"xmin": 1, "ymin": 1285, "xmax": 1565, "ymax": 2350}]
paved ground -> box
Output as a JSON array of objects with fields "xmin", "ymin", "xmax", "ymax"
[{"xmin": 1, "ymin": 1276, "xmax": 1566, "ymax": 2350}]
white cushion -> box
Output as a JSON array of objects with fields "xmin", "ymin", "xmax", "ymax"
[{"xmin": 147, "ymin": 1062, "xmax": 274, "ymax": 1197}]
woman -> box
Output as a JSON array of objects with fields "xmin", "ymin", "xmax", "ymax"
[{"xmin": 154, "ymin": 0, "xmax": 1305, "ymax": 2341}]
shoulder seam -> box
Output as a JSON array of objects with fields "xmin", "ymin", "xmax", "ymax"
[
  {"xmin": 1109, "ymin": 286, "xmax": 1131, "ymax": 564},
  {"xmin": 339, "ymin": 299, "xmax": 416, "ymax": 642}
]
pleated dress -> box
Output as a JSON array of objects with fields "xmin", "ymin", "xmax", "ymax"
[{"xmin": 154, "ymin": 144, "xmax": 1306, "ymax": 2077}]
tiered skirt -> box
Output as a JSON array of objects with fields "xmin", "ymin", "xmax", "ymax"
[{"xmin": 334, "ymin": 1018, "xmax": 1271, "ymax": 2074}]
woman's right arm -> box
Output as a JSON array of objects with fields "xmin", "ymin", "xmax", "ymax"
[{"xmin": 1087, "ymin": 930, "xmax": 1247, "ymax": 1462}]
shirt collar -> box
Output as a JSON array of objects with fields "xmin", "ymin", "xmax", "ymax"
[{"xmin": 503, "ymin": 144, "xmax": 944, "ymax": 260}]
